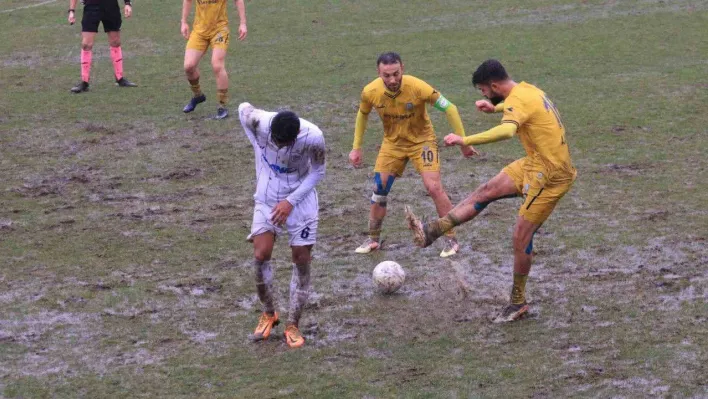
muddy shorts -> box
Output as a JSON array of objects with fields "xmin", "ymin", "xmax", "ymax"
[
  {"xmin": 247, "ymin": 193, "xmax": 318, "ymax": 246},
  {"xmin": 503, "ymin": 158, "xmax": 575, "ymax": 225},
  {"xmin": 186, "ymin": 25, "xmax": 230, "ymax": 52},
  {"xmin": 374, "ymin": 140, "xmax": 440, "ymax": 176}
]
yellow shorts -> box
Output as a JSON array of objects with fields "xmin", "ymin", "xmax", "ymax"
[
  {"xmin": 503, "ymin": 158, "xmax": 575, "ymax": 225},
  {"xmin": 374, "ymin": 140, "xmax": 440, "ymax": 176},
  {"xmin": 186, "ymin": 26, "xmax": 230, "ymax": 52}
]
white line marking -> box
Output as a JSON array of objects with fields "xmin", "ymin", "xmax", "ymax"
[{"xmin": 1, "ymin": 0, "xmax": 59, "ymax": 14}]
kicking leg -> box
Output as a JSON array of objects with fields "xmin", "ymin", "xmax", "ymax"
[{"xmin": 406, "ymin": 170, "xmax": 519, "ymax": 247}]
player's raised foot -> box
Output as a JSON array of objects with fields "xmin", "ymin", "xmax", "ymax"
[
  {"xmin": 355, "ymin": 237, "xmax": 380, "ymax": 254},
  {"xmin": 404, "ymin": 205, "xmax": 433, "ymax": 248},
  {"xmin": 492, "ymin": 302, "xmax": 529, "ymax": 324},
  {"xmin": 70, "ymin": 81, "xmax": 89, "ymax": 93},
  {"xmin": 212, "ymin": 107, "xmax": 229, "ymax": 120},
  {"xmin": 250, "ymin": 311, "xmax": 279, "ymax": 341},
  {"xmin": 284, "ymin": 325, "xmax": 305, "ymax": 348},
  {"xmin": 439, "ymin": 236, "xmax": 460, "ymax": 258},
  {"xmin": 115, "ymin": 77, "xmax": 137, "ymax": 87},
  {"xmin": 183, "ymin": 94, "xmax": 206, "ymax": 113}
]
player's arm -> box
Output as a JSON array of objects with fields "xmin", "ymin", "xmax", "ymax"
[
  {"xmin": 286, "ymin": 135, "xmax": 327, "ymax": 206},
  {"xmin": 237, "ymin": 102, "xmax": 271, "ymax": 145},
  {"xmin": 432, "ymin": 93, "xmax": 465, "ymax": 137},
  {"xmin": 349, "ymin": 91, "xmax": 372, "ymax": 167},
  {"xmin": 180, "ymin": 0, "xmax": 192, "ymax": 39},
  {"xmin": 429, "ymin": 90, "xmax": 479, "ymax": 157},
  {"xmin": 476, "ymin": 99, "xmax": 506, "ymax": 113},
  {"xmin": 444, "ymin": 123, "xmax": 517, "ymax": 147},
  {"xmin": 352, "ymin": 110, "xmax": 369, "ymax": 150},
  {"xmin": 234, "ymin": 0, "xmax": 247, "ymax": 40},
  {"xmin": 68, "ymin": 0, "xmax": 78, "ymax": 24}
]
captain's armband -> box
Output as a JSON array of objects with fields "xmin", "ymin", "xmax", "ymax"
[{"xmin": 433, "ymin": 95, "xmax": 451, "ymax": 112}]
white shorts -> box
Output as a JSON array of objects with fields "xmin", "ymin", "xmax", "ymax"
[{"xmin": 247, "ymin": 194, "xmax": 319, "ymax": 246}]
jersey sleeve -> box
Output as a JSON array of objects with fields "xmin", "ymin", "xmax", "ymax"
[
  {"xmin": 285, "ymin": 133, "xmax": 326, "ymax": 206},
  {"xmin": 359, "ymin": 90, "xmax": 373, "ymax": 115},
  {"xmin": 238, "ymin": 102, "xmax": 275, "ymax": 146},
  {"xmin": 501, "ymin": 94, "xmax": 530, "ymax": 127}
]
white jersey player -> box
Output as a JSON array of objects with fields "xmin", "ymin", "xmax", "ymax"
[{"xmin": 238, "ymin": 102, "xmax": 326, "ymax": 348}]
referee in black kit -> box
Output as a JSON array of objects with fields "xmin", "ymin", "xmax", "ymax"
[{"xmin": 68, "ymin": 0, "xmax": 137, "ymax": 93}]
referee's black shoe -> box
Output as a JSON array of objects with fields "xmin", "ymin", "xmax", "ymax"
[
  {"xmin": 70, "ymin": 81, "xmax": 89, "ymax": 93},
  {"xmin": 183, "ymin": 94, "xmax": 206, "ymax": 113},
  {"xmin": 116, "ymin": 77, "xmax": 137, "ymax": 87}
]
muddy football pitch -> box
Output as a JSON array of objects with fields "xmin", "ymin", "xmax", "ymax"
[{"xmin": 1, "ymin": 0, "xmax": 706, "ymax": 397}]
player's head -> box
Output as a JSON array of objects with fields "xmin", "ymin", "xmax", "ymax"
[
  {"xmin": 270, "ymin": 111, "xmax": 300, "ymax": 148},
  {"xmin": 472, "ymin": 59, "xmax": 509, "ymax": 105},
  {"xmin": 377, "ymin": 52, "xmax": 404, "ymax": 92}
]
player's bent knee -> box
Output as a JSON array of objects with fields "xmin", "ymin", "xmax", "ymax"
[
  {"xmin": 371, "ymin": 193, "xmax": 388, "ymax": 208},
  {"xmin": 253, "ymin": 250, "xmax": 271, "ymax": 263},
  {"xmin": 425, "ymin": 184, "xmax": 445, "ymax": 199}
]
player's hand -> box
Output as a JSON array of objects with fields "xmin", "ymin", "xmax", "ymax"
[
  {"xmin": 68, "ymin": 11, "xmax": 76, "ymax": 25},
  {"xmin": 443, "ymin": 134, "xmax": 464, "ymax": 147},
  {"xmin": 180, "ymin": 21, "xmax": 190, "ymax": 40},
  {"xmin": 271, "ymin": 200, "xmax": 293, "ymax": 226},
  {"xmin": 475, "ymin": 99, "xmax": 496, "ymax": 113},
  {"xmin": 124, "ymin": 4, "xmax": 132, "ymax": 18},
  {"xmin": 349, "ymin": 148, "xmax": 362, "ymax": 168},
  {"xmin": 460, "ymin": 145, "xmax": 479, "ymax": 158},
  {"xmin": 238, "ymin": 23, "xmax": 247, "ymax": 40}
]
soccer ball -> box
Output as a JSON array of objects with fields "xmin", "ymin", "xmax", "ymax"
[{"xmin": 372, "ymin": 261, "xmax": 406, "ymax": 294}]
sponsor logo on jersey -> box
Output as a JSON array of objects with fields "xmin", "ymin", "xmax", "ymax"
[
  {"xmin": 383, "ymin": 113, "xmax": 414, "ymax": 120},
  {"xmin": 262, "ymin": 154, "xmax": 296, "ymax": 174},
  {"xmin": 405, "ymin": 102, "xmax": 414, "ymax": 111}
]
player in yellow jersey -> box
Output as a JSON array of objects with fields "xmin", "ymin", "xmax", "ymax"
[
  {"xmin": 180, "ymin": 0, "xmax": 247, "ymax": 119},
  {"xmin": 405, "ymin": 59, "xmax": 577, "ymax": 322},
  {"xmin": 349, "ymin": 52, "xmax": 478, "ymax": 258}
]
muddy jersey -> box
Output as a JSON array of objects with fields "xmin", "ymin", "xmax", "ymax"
[{"xmin": 238, "ymin": 103, "xmax": 326, "ymax": 207}]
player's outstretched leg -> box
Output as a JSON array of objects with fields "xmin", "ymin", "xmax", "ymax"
[{"xmin": 404, "ymin": 205, "xmax": 437, "ymax": 248}]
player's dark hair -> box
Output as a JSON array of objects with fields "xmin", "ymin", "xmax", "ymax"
[
  {"xmin": 270, "ymin": 111, "xmax": 300, "ymax": 145},
  {"xmin": 472, "ymin": 59, "xmax": 509, "ymax": 86},
  {"xmin": 377, "ymin": 52, "xmax": 402, "ymax": 66}
]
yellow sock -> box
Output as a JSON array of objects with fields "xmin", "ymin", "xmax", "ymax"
[
  {"xmin": 188, "ymin": 78, "xmax": 202, "ymax": 97},
  {"xmin": 217, "ymin": 89, "xmax": 228, "ymax": 107},
  {"xmin": 511, "ymin": 273, "xmax": 528, "ymax": 305}
]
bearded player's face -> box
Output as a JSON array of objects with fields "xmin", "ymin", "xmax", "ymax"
[
  {"xmin": 477, "ymin": 83, "xmax": 505, "ymax": 105},
  {"xmin": 378, "ymin": 62, "xmax": 404, "ymax": 92}
]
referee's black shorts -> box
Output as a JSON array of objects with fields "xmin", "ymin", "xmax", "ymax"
[{"xmin": 81, "ymin": 1, "xmax": 122, "ymax": 33}]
